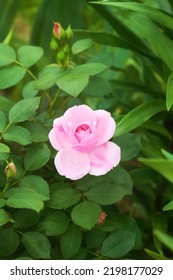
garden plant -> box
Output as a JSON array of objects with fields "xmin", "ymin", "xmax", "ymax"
[{"xmin": 0, "ymin": 0, "xmax": 173, "ymax": 260}]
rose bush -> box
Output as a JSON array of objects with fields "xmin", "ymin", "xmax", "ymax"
[{"xmin": 49, "ymin": 105, "xmax": 121, "ymax": 180}]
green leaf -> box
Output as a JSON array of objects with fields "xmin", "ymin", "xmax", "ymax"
[
  {"xmin": 72, "ymin": 38, "xmax": 93, "ymax": 54},
  {"xmin": 166, "ymin": 72, "xmax": 173, "ymax": 111},
  {"xmin": 71, "ymin": 201, "xmax": 101, "ymax": 230},
  {"xmin": 34, "ymin": 65, "xmax": 65, "ymax": 90},
  {"xmin": 102, "ymin": 230, "xmax": 136, "ymax": 259},
  {"xmin": 19, "ymin": 175, "xmax": 49, "ymax": 201},
  {"xmin": 17, "ymin": 45, "xmax": 44, "ymax": 67},
  {"xmin": 60, "ymin": 224, "xmax": 82, "ymax": 259},
  {"xmin": 161, "ymin": 149, "xmax": 173, "ymax": 161},
  {"xmin": 84, "ymin": 167, "xmax": 133, "ymax": 205},
  {"xmin": 139, "ymin": 157, "xmax": 173, "ymax": 183},
  {"xmin": 0, "ymin": 143, "xmax": 10, "ymax": 153},
  {"xmin": 102, "ymin": 2, "xmax": 173, "ymax": 32},
  {"xmin": 0, "ymin": 96, "xmax": 14, "ymax": 112},
  {"xmin": 0, "ymin": 65, "xmax": 26, "ymax": 89},
  {"xmin": 14, "ymin": 209, "xmax": 39, "ymax": 229},
  {"xmin": 24, "ymin": 144, "xmax": 51, "ymax": 171},
  {"xmin": 0, "ymin": 111, "xmax": 6, "ymax": 132},
  {"xmin": 47, "ymin": 187, "xmax": 81, "ymax": 209},
  {"xmin": 5, "ymin": 188, "xmax": 45, "ymax": 213},
  {"xmin": 0, "ymin": 43, "xmax": 16, "ymax": 66},
  {"xmin": 56, "ymin": 70, "xmax": 89, "ymax": 97},
  {"xmin": 115, "ymin": 100, "xmax": 166, "ymax": 137},
  {"xmin": 22, "ymin": 81, "xmax": 39, "ymax": 98},
  {"xmin": 163, "ymin": 201, "xmax": 173, "ymax": 211},
  {"xmin": 0, "ymin": 228, "xmax": 19, "ymax": 257},
  {"xmin": 9, "ymin": 97, "xmax": 40, "ymax": 123},
  {"xmin": 115, "ymin": 133, "xmax": 141, "ymax": 161},
  {"xmin": 0, "ymin": 198, "xmax": 6, "ymax": 208},
  {"xmin": 75, "ymin": 63, "xmax": 108, "ymax": 76},
  {"xmin": 84, "ymin": 76, "xmax": 111, "ymax": 97},
  {"xmin": 24, "ymin": 122, "xmax": 48, "ymax": 143},
  {"xmin": 154, "ymin": 229, "xmax": 173, "ymax": 252},
  {"xmin": 0, "ymin": 209, "xmax": 13, "ymax": 226},
  {"xmin": 144, "ymin": 248, "xmax": 169, "ymax": 260},
  {"xmin": 3, "ymin": 126, "xmax": 32, "ymax": 145},
  {"xmin": 37, "ymin": 210, "xmax": 69, "ymax": 236},
  {"xmin": 22, "ymin": 231, "xmax": 51, "ymax": 259}
]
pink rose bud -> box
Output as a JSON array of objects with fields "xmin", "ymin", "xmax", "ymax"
[
  {"xmin": 53, "ymin": 22, "xmax": 65, "ymax": 40},
  {"xmin": 48, "ymin": 105, "xmax": 121, "ymax": 180},
  {"xmin": 4, "ymin": 162, "xmax": 16, "ymax": 179},
  {"xmin": 98, "ymin": 211, "xmax": 106, "ymax": 225}
]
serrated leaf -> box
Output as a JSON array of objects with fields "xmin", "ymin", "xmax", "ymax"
[
  {"xmin": 34, "ymin": 65, "xmax": 65, "ymax": 90},
  {"xmin": 0, "ymin": 228, "xmax": 19, "ymax": 257},
  {"xmin": 56, "ymin": 70, "xmax": 89, "ymax": 97},
  {"xmin": 0, "ymin": 111, "xmax": 7, "ymax": 132},
  {"xmin": 3, "ymin": 126, "xmax": 31, "ymax": 145},
  {"xmin": 5, "ymin": 188, "xmax": 44, "ymax": 213},
  {"xmin": 19, "ymin": 175, "xmax": 49, "ymax": 201},
  {"xmin": 71, "ymin": 201, "xmax": 101, "ymax": 230},
  {"xmin": 84, "ymin": 167, "xmax": 133, "ymax": 205},
  {"xmin": 102, "ymin": 230, "xmax": 136, "ymax": 259},
  {"xmin": 0, "ymin": 65, "xmax": 26, "ymax": 89},
  {"xmin": 72, "ymin": 38, "xmax": 93, "ymax": 54},
  {"xmin": 17, "ymin": 45, "xmax": 43, "ymax": 67},
  {"xmin": 0, "ymin": 209, "xmax": 13, "ymax": 226},
  {"xmin": 166, "ymin": 72, "xmax": 173, "ymax": 111},
  {"xmin": 22, "ymin": 81, "xmax": 39, "ymax": 98},
  {"xmin": 0, "ymin": 198, "xmax": 6, "ymax": 208},
  {"xmin": 9, "ymin": 97, "xmax": 40, "ymax": 123},
  {"xmin": 24, "ymin": 144, "xmax": 51, "ymax": 171},
  {"xmin": 60, "ymin": 224, "xmax": 82, "ymax": 259},
  {"xmin": 47, "ymin": 187, "xmax": 81, "ymax": 209},
  {"xmin": 24, "ymin": 122, "xmax": 48, "ymax": 143},
  {"xmin": 37, "ymin": 210, "xmax": 69, "ymax": 236},
  {"xmin": 115, "ymin": 100, "xmax": 166, "ymax": 137},
  {"xmin": 22, "ymin": 231, "xmax": 51, "ymax": 259},
  {"xmin": 0, "ymin": 44, "xmax": 16, "ymax": 66}
]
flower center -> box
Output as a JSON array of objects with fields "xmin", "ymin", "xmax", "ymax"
[{"xmin": 75, "ymin": 124, "xmax": 92, "ymax": 142}]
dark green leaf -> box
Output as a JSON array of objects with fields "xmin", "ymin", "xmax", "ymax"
[
  {"xmin": 0, "ymin": 111, "xmax": 6, "ymax": 132},
  {"xmin": 71, "ymin": 201, "xmax": 101, "ymax": 230},
  {"xmin": 166, "ymin": 72, "xmax": 173, "ymax": 111},
  {"xmin": 0, "ymin": 209, "xmax": 13, "ymax": 226},
  {"xmin": 22, "ymin": 231, "xmax": 51, "ymax": 259},
  {"xmin": 24, "ymin": 144, "xmax": 51, "ymax": 171},
  {"xmin": 60, "ymin": 224, "xmax": 82, "ymax": 259},
  {"xmin": 102, "ymin": 230, "xmax": 136, "ymax": 259},
  {"xmin": 14, "ymin": 209, "xmax": 39, "ymax": 229},
  {"xmin": 0, "ymin": 228, "xmax": 19, "ymax": 257},
  {"xmin": 3, "ymin": 126, "xmax": 32, "ymax": 145}
]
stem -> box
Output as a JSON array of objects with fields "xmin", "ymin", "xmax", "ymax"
[
  {"xmin": 87, "ymin": 249, "xmax": 108, "ymax": 260},
  {"xmin": 0, "ymin": 122, "xmax": 12, "ymax": 141},
  {"xmin": 49, "ymin": 88, "xmax": 61, "ymax": 116},
  {"xmin": 0, "ymin": 181, "xmax": 10, "ymax": 197}
]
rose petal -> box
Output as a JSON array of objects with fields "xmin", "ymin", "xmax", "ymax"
[
  {"xmin": 62, "ymin": 105, "xmax": 97, "ymax": 134},
  {"xmin": 48, "ymin": 117, "xmax": 72, "ymax": 151},
  {"xmin": 54, "ymin": 148, "xmax": 90, "ymax": 180},
  {"xmin": 88, "ymin": 141, "xmax": 121, "ymax": 176}
]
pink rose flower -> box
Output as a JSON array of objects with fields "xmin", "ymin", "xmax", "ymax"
[{"xmin": 49, "ymin": 105, "xmax": 121, "ymax": 180}]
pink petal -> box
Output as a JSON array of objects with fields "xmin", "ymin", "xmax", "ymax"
[
  {"xmin": 48, "ymin": 117, "xmax": 72, "ymax": 151},
  {"xmin": 54, "ymin": 148, "xmax": 90, "ymax": 180},
  {"xmin": 94, "ymin": 110, "xmax": 116, "ymax": 145},
  {"xmin": 88, "ymin": 142, "xmax": 121, "ymax": 176},
  {"xmin": 62, "ymin": 105, "xmax": 97, "ymax": 134}
]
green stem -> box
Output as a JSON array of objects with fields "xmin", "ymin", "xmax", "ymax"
[
  {"xmin": 87, "ymin": 249, "xmax": 108, "ymax": 260},
  {"xmin": 0, "ymin": 181, "xmax": 10, "ymax": 197},
  {"xmin": 49, "ymin": 88, "xmax": 62, "ymax": 117},
  {"xmin": 0, "ymin": 122, "xmax": 12, "ymax": 141}
]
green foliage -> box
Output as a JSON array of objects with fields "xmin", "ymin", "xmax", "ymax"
[{"xmin": 1, "ymin": 0, "xmax": 173, "ymax": 261}]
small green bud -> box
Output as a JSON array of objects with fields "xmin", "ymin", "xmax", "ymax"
[
  {"xmin": 4, "ymin": 162, "xmax": 16, "ymax": 179},
  {"xmin": 57, "ymin": 49, "xmax": 66, "ymax": 63},
  {"xmin": 62, "ymin": 44, "xmax": 70, "ymax": 54},
  {"xmin": 65, "ymin": 25, "xmax": 73, "ymax": 40},
  {"xmin": 50, "ymin": 38, "xmax": 58, "ymax": 51}
]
